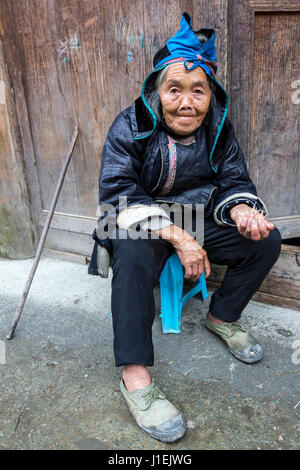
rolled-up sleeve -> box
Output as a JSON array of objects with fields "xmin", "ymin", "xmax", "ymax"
[
  {"xmin": 212, "ymin": 131, "xmax": 267, "ymax": 227},
  {"xmin": 97, "ymin": 111, "xmax": 172, "ymax": 235}
]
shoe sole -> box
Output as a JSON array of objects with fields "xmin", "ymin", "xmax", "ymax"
[
  {"xmin": 122, "ymin": 395, "xmax": 186, "ymax": 443},
  {"xmin": 227, "ymin": 345, "xmax": 263, "ymax": 364},
  {"xmin": 136, "ymin": 413, "xmax": 186, "ymax": 443}
]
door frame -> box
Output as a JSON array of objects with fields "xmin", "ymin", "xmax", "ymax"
[{"xmin": 229, "ymin": 0, "xmax": 300, "ymax": 239}]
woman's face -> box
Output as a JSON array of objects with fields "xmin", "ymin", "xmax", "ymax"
[{"xmin": 159, "ymin": 62, "xmax": 211, "ymax": 135}]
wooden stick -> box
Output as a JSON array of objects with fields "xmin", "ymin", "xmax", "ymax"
[{"xmin": 6, "ymin": 126, "xmax": 79, "ymax": 340}]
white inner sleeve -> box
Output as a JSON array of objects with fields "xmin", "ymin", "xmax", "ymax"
[
  {"xmin": 140, "ymin": 216, "xmax": 173, "ymax": 231},
  {"xmin": 117, "ymin": 204, "xmax": 172, "ymax": 230}
]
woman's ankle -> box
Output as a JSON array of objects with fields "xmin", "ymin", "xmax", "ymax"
[
  {"xmin": 207, "ymin": 311, "xmax": 224, "ymax": 325},
  {"xmin": 122, "ymin": 365, "xmax": 151, "ymax": 392}
]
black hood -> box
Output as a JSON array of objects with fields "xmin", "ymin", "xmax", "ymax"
[{"xmin": 131, "ymin": 65, "xmax": 229, "ymax": 174}]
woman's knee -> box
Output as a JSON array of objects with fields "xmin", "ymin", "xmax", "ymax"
[
  {"xmin": 111, "ymin": 237, "xmax": 169, "ymax": 279},
  {"xmin": 256, "ymin": 227, "xmax": 282, "ymax": 264}
]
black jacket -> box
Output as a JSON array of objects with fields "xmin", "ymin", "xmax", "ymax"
[{"xmin": 88, "ymin": 73, "xmax": 267, "ymax": 275}]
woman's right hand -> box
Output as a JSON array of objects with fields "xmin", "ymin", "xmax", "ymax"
[
  {"xmin": 155, "ymin": 224, "xmax": 211, "ymax": 281},
  {"xmin": 175, "ymin": 236, "xmax": 211, "ymax": 281}
]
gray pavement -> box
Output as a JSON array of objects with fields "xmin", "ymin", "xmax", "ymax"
[{"xmin": 0, "ymin": 256, "xmax": 299, "ymax": 450}]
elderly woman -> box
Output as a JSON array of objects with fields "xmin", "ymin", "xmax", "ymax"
[{"xmin": 89, "ymin": 13, "xmax": 281, "ymax": 442}]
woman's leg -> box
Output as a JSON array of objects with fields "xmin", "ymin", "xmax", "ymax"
[
  {"xmin": 110, "ymin": 234, "xmax": 174, "ymax": 369},
  {"xmin": 202, "ymin": 217, "xmax": 282, "ymax": 322},
  {"xmin": 110, "ymin": 234, "xmax": 185, "ymax": 441}
]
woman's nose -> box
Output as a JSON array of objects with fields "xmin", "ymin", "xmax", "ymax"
[{"xmin": 178, "ymin": 93, "xmax": 193, "ymax": 109}]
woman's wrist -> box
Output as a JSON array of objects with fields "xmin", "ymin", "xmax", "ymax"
[
  {"xmin": 155, "ymin": 224, "xmax": 193, "ymax": 249},
  {"xmin": 229, "ymin": 203, "xmax": 252, "ymax": 220}
]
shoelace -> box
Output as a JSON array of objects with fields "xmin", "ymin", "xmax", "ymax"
[
  {"xmin": 137, "ymin": 384, "xmax": 165, "ymax": 409},
  {"xmin": 227, "ymin": 322, "xmax": 247, "ymax": 333},
  {"xmin": 216, "ymin": 321, "xmax": 248, "ymax": 338}
]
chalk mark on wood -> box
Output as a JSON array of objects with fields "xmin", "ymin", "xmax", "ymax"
[{"xmin": 57, "ymin": 34, "xmax": 81, "ymax": 64}]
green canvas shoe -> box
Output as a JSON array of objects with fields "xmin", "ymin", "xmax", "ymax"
[
  {"xmin": 120, "ymin": 379, "xmax": 186, "ymax": 443},
  {"xmin": 205, "ymin": 317, "xmax": 263, "ymax": 363}
]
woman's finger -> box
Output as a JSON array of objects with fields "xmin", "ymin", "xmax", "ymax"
[
  {"xmin": 239, "ymin": 215, "xmax": 248, "ymax": 231},
  {"xmin": 243, "ymin": 215, "xmax": 253, "ymax": 238},
  {"xmin": 192, "ymin": 264, "xmax": 201, "ymax": 279},
  {"xmin": 184, "ymin": 264, "xmax": 193, "ymax": 279},
  {"xmin": 266, "ymin": 220, "xmax": 275, "ymax": 230},
  {"xmin": 250, "ymin": 217, "xmax": 260, "ymax": 241},
  {"xmin": 203, "ymin": 255, "xmax": 211, "ymax": 279},
  {"xmin": 234, "ymin": 214, "xmax": 243, "ymax": 229},
  {"xmin": 257, "ymin": 218, "xmax": 269, "ymax": 239}
]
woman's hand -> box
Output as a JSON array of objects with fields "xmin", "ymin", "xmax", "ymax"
[
  {"xmin": 229, "ymin": 203, "xmax": 275, "ymax": 241},
  {"xmin": 155, "ymin": 224, "xmax": 211, "ymax": 281},
  {"xmin": 176, "ymin": 238, "xmax": 211, "ymax": 281}
]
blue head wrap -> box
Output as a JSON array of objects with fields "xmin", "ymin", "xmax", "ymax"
[{"xmin": 154, "ymin": 12, "xmax": 218, "ymax": 78}]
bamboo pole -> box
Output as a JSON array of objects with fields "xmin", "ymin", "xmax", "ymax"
[{"xmin": 6, "ymin": 126, "xmax": 79, "ymax": 340}]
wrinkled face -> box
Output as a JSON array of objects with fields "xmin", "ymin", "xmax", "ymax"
[{"xmin": 160, "ymin": 62, "xmax": 211, "ymax": 135}]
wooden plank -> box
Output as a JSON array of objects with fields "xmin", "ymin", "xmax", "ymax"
[
  {"xmin": 228, "ymin": 0, "xmax": 254, "ymax": 160},
  {"xmin": 39, "ymin": 210, "xmax": 96, "ymax": 235},
  {"xmin": 43, "ymin": 227, "xmax": 93, "ymax": 257},
  {"xmin": 281, "ymin": 244, "xmax": 300, "ymax": 253},
  {"xmin": 192, "ymin": 0, "xmax": 229, "ymax": 89},
  {"xmin": 250, "ymin": 1, "xmax": 300, "ymax": 11},
  {"xmin": 271, "ymin": 217, "xmax": 300, "ymax": 240},
  {"xmin": 249, "ymin": 11, "xmax": 300, "ymax": 218},
  {"xmin": 207, "ymin": 243, "xmax": 300, "ymax": 309},
  {"xmin": 0, "ymin": 35, "xmax": 38, "ymax": 258},
  {"xmin": 251, "ymin": 291, "xmax": 300, "ymax": 311},
  {"xmin": 42, "ymin": 248, "xmax": 89, "ymax": 265},
  {"xmin": 258, "ymin": 249, "xmax": 300, "ymax": 300},
  {"xmin": 207, "ymin": 280, "xmax": 300, "ymax": 311},
  {"xmin": 230, "ymin": 2, "xmax": 300, "ymax": 238}
]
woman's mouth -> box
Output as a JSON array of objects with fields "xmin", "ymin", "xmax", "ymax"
[{"xmin": 177, "ymin": 115, "xmax": 195, "ymax": 123}]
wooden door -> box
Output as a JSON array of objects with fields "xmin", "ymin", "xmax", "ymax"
[
  {"xmin": 0, "ymin": 0, "xmax": 228, "ymax": 260},
  {"xmin": 229, "ymin": 0, "xmax": 300, "ymax": 239}
]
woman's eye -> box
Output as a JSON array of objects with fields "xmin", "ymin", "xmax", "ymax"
[
  {"xmin": 170, "ymin": 88, "xmax": 179, "ymax": 94},
  {"xmin": 194, "ymin": 89, "xmax": 203, "ymax": 94}
]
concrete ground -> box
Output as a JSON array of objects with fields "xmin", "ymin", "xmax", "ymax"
[{"xmin": 0, "ymin": 255, "xmax": 299, "ymax": 450}]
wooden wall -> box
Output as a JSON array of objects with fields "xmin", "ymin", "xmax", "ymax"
[
  {"xmin": 229, "ymin": 0, "xmax": 300, "ymax": 237},
  {"xmin": 1, "ymin": 0, "xmax": 299, "ymax": 309},
  {"xmin": 0, "ymin": 1, "xmax": 300, "ymax": 261},
  {"xmin": 0, "ymin": 0, "xmax": 229, "ymax": 258},
  {"xmin": 0, "ymin": 35, "xmax": 38, "ymax": 258}
]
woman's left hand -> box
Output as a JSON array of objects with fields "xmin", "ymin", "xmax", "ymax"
[{"xmin": 229, "ymin": 203, "xmax": 275, "ymax": 241}]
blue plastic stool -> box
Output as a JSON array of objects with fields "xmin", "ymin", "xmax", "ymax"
[{"xmin": 159, "ymin": 253, "xmax": 209, "ymax": 334}]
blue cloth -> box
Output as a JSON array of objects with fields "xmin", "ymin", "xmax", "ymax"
[
  {"xmin": 159, "ymin": 253, "xmax": 209, "ymax": 334},
  {"xmin": 154, "ymin": 12, "xmax": 218, "ymax": 78}
]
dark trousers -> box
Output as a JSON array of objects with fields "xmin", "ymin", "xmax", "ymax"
[{"xmin": 110, "ymin": 217, "xmax": 282, "ymax": 367}]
